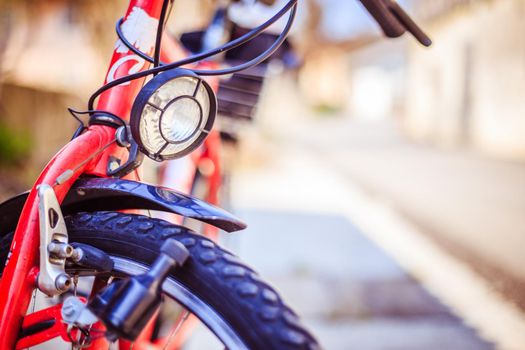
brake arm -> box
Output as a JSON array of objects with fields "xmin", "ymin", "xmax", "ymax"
[{"xmin": 37, "ymin": 184, "xmax": 74, "ymax": 296}]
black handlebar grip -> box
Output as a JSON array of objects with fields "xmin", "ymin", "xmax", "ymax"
[
  {"xmin": 359, "ymin": 0, "xmax": 432, "ymax": 47},
  {"xmin": 389, "ymin": 1, "xmax": 432, "ymax": 47},
  {"xmin": 359, "ymin": 0, "xmax": 406, "ymax": 38}
]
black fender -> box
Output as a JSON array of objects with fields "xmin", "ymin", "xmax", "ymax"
[
  {"xmin": 0, "ymin": 191, "xmax": 30, "ymax": 237},
  {"xmin": 0, "ymin": 178, "xmax": 246, "ymax": 236}
]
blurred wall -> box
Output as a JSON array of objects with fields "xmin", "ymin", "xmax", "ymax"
[
  {"xmin": 299, "ymin": 45, "xmax": 349, "ymax": 110},
  {"xmin": 0, "ymin": 0, "xmax": 124, "ymax": 189},
  {"xmin": 346, "ymin": 39, "xmax": 407, "ymax": 121},
  {"xmin": 0, "ymin": 0, "xmax": 220, "ymax": 196},
  {"xmin": 404, "ymin": 0, "xmax": 525, "ymax": 159}
]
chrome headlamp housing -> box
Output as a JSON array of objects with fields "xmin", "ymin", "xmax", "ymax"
[{"xmin": 130, "ymin": 69, "xmax": 217, "ymax": 162}]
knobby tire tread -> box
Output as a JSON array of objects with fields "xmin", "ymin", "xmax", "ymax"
[{"xmin": 0, "ymin": 211, "xmax": 320, "ymax": 350}]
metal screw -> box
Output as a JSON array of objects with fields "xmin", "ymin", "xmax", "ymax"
[
  {"xmin": 48, "ymin": 242, "xmax": 74, "ymax": 259},
  {"xmin": 55, "ymin": 274, "xmax": 72, "ymax": 292},
  {"xmin": 62, "ymin": 303, "xmax": 76, "ymax": 318},
  {"xmin": 116, "ymin": 126, "xmax": 131, "ymax": 148}
]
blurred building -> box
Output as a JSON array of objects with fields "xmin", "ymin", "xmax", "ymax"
[
  {"xmin": 405, "ymin": 0, "xmax": 525, "ymax": 160},
  {"xmin": 1, "ymin": 0, "xmax": 523, "ymax": 195},
  {"xmin": 0, "ymin": 0, "xmax": 125, "ymax": 187},
  {"xmin": 297, "ymin": 0, "xmax": 525, "ymax": 161}
]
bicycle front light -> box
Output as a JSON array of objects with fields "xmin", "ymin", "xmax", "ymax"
[{"xmin": 130, "ymin": 68, "xmax": 216, "ymax": 161}]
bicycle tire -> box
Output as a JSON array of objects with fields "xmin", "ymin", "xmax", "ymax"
[{"xmin": 0, "ymin": 211, "xmax": 320, "ymax": 350}]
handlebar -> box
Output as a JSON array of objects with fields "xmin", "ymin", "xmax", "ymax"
[{"xmin": 359, "ymin": 0, "xmax": 432, "ymax": 47}]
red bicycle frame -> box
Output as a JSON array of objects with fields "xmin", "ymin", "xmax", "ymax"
[{"xmin": 0, "ymin": 0, "xmax": 221, "ymax": 348}]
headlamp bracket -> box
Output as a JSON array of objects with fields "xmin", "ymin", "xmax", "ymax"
[{"xmin": 106, "ymin": 126, "xmax": 144, "ymax": 178}]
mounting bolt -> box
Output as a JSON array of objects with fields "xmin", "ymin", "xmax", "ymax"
[
  {"xmin": 115, "ymin": 126, "xmax": 131, "ymax": 148},
  {"xmin": 48, "ymin": 242, "xmax": 74, "ymax": 259},
  {"xmin": 55, "ymin": 274, "xmax": 72, "ymax": 292}
]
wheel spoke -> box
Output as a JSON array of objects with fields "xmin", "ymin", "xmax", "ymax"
[
  {"xmin": 30, "ymin": 289, "xmax": 37, "ymax": 314},
  {"xmin": 162, "ymin": 310, "xmax": 190, "ymax": 350}
]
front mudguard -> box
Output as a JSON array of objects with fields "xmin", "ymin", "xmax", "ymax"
[{"xmin": 0, "ymin": 178, "xmax": 246, "ymax": 237}]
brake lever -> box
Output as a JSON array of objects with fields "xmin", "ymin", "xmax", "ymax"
[
  {"xmin": 359, "ymin": 0, "xmax": 432, "ymax": 47},
  {"xmin": 388, "ymin": 1, "xmax": 432, "ymax": 47}
]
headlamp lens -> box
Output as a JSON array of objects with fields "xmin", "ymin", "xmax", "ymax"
[{"xmin": 161, "ymin": 97, "xmax": 201, "ymax": 143}]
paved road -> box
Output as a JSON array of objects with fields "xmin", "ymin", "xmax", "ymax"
[
  {"xmin": 258, "ymin": 73, "xmax": 525, "ymax": 302},
  {"xmin": 227, "ymin": 209, "xmax": 493, "ymax": 350},
  {"xmin": 226, "ymin": 135, "xmax": 496, "ymax": 349},
  {"xmin": 282, "ymin": 117, "xmax": 525, "ymax": 309}
]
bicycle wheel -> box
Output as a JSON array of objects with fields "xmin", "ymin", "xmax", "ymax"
[{"xmin": 0, "ymin": 211, "xmax": 320, "ymax": 350}]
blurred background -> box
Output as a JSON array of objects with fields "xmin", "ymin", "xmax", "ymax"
[{"xmin": 1, "ymin": 0, "xmax": 525, "ymax": 349}]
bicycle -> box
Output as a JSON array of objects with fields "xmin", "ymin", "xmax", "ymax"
[{"xmin": 0, "ymin": 0, "xmax": 430, "ymax": 349}]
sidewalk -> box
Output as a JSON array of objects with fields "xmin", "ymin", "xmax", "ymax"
[
  {"xmin": 288, "ymin": 117, "xmax": 525, "ymax": 306},
  {"xmin": 228, "ymin": 142, "xmax": 494, "ymax": 349},
  {"xmin": 258, "ymin": 73, "xmax": 525, "ymax": 296}
]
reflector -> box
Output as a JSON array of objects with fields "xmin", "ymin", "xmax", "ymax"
[{"xmin": 130, "ymin": 69, "xmax": 216, "ymax": 161}]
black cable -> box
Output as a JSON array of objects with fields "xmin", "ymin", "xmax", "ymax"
[
  {"xmin": 114, "ymin": 0, "xmax": 171, "ymax": 67},
  {"xmin": 89, "ymin": 0, "xmax": 297, "ymax": 111},
  {"xmin": 192, "ymin": 4, "xmax": 296, "ymax": 76},
  {"xmin": 153, "ymin": 0, "xmax": 170, "ymax": 70},
  {"xmin": 68, "ymin": 108, "xmax": 126, "ymax": 126},
  {"xmin": 69, "ymin": 108, "xmax": 127, "ymax": 139},
  {"xmin": 116, "ymin": 18, "xmax": 156, "ymax": 63}
]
